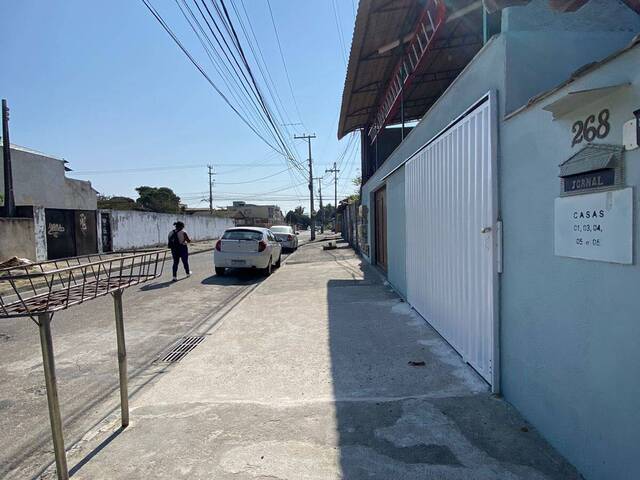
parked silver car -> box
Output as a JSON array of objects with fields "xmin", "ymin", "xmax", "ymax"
[
  {"xmin": 269, "ymin": 225, "xmax": 299, "ymax": 251},
  {"xmin": 214, "ymin": 227, "xmax": 282, "ymax": 276}
]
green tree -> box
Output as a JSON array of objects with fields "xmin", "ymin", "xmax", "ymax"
[
  {"xmin": 285, "ymin": 205, "xmax": 311, "ymax": 229},
  {"xmin": 135, "ymin": 186, "xmax": 181, "ymax": 213},
  {"xmin": 346, "ymin": 173, "xmax": 361, "ymax": 203},
  {"xmin": 318, "ymin": 203, "xmax": 336, "ymax": 227},
  {"xmin": 97, "ymin": 195, "xmax": 137, "ymax": 210}
]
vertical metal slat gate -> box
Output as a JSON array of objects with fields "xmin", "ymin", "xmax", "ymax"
[{"xmin": 405, "ymin": 96, "xmax": 498, "ymax": 385}]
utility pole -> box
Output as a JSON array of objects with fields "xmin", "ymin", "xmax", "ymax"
[
  {"xmin": 2, "ymin": 99, "xmax": 15, "ymax": 217},
  {"xmin": 325, "ymin": 161, "xmax": 340, "ymax": 231},
  {"xmin": 207, "ymin": 165, "xmax": 215, "ymax": 214},
  {"xmin": 294, "ymin": 133, "xmax": 316, "ymax": 240},
  {"xmin": 314, "ymin": 177, "xmax": 324, "ymax": 234}
]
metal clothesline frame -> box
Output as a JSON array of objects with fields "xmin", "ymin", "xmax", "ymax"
[{"xmin": 0, "ymin": 249, "xmax": 168, "ymax": 480}]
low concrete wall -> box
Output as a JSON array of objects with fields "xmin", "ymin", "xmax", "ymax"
[
  {"xmin": 0, "ymin": 217, "xmax": 37, "ymax": 261},
  {"xmin": 103, "ymin": 210, "xmax": 234, "ymax": 251}
]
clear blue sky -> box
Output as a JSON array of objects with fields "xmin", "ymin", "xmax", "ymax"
[{"xmin": 0, "ymin": 0, "xmax": 360, "ymax": 213}]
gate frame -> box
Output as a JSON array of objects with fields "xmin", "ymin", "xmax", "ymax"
[{"xmin": 398, "ymin": 90, "xmax": 502, "ymax": 392}]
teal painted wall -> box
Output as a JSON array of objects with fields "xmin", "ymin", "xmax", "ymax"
[
  {"xmin": 501, "ymin": 47, "xmax": 640, "ymax": 480},
  {"xmin": 385, "ymin": 167, "xmax": 406, "ymax": 297},
  {"xmin": 357, "ymin": 2, "xmax": 640, "ymax": 478}
]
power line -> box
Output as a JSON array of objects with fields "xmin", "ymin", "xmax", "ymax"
[
  {"xmin": 218, "ymin": 0, "xmax": 302, "ymax": 169},
  {"xmin": 142, "ymin": 0, "xmax": 305, "ymax": 177},
  {"xmin": 330, "ymin": 0, "xmax": 348, "ymax": 66},
  {"xmin": 175, "ymin": 0, "xmax": 274, "ymax": 139},
  {"xmin": 142, "ymin": 0, "xmax": 309, "ymax": 199},
  {"xmin": 215, "ymin": 166, "xmax": 290, "ymax": 184},
  {"xmin": 140, "ymin": 0, "xmax": 287, "ymax": 157},
  {"xmin": 71, "ymin": 162, "xmax": 285, "ymax": 175},
  {"xmin": 196, "ymin": 0, "xmax": 297, "ymax": 163},
  {"xmin": 265, "ymin": 0, "xmax": 305, "ymax": 127},
  {"xmin": 233, "ymin": 0, "xmax": 297, "ymax": 144},
  {"xmin": 73, "ymin": 164, "xmax": 206, "ymax": 175}
]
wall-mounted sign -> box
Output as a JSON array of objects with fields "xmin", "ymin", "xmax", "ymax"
[
  {"xmin": 558, "ymin": 144, "xmax": 624, "ymax": 196},
  {"xmin": 563, "ymin": 168, "xmax": 615, "ymax": 193},
  {"xmin": 554, "ymin": 188, "xmax": 633, "ymax": 264},
  {"xmin": 571, "ymin": 109, "xmax": 611, "ymax": 147}
]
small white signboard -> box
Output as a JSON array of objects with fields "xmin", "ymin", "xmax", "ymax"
[{"xmin": 554, "ymin": 188, "xmax": 633, "ymax": 264}]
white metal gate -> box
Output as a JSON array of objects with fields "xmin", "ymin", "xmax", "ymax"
[{"xmin": 405, "ymin": 95, "xmax": 498, "ymax": 385}]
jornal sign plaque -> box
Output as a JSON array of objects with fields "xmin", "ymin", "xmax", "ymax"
[{"xmin": 554, "ymin": 188, "xmax": 633, "ymax": 264}]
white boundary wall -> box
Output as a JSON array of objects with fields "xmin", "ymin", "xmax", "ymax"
[{"xmin": 102, "ymin": 210, "xmax": 234, "ymax": 251}]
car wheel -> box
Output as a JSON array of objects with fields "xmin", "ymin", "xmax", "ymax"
[
  {"xmin": 263, "ymin": 258, "xmax": 272, "ymax": 277},
  {"xmin": 215, "ymin": 267, "xmax": 225, "ymax": 276},
  {"xmin": 275, "ymin": 254, "xmax": 282, "ymax": 268}
]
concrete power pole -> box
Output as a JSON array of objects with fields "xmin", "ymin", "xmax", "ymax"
[
  {"xmin": 207, "ymin": 165, "xmax": 215, "ymax": 214},
  {"xmin": 2, "ymin": 99, "xmax": 15, "ymax": 217},
  {"xmin": 314, "ymin": 177, "xmax": 324, "ymax": 234},
  {"xmin": 294, "ymin": 133, "xmax": 316, "ymax": 240},
  {"xmin": 325, "ymin": 161, "xmax": 340, "ymax": 231}
]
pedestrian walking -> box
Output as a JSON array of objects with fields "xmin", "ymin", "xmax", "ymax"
[{"xmin": 168, "ymin": 221, "xmax": 191, "ymax": 281}]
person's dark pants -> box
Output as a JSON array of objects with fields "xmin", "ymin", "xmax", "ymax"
[{"xmin": 171, "ymin": 245, "xmax": 189, "ymax": 277}]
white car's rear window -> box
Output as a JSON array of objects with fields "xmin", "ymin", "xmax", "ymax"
[{"xmin": 222, "ymin": 230, "xmax": 263, "ymax": 241}]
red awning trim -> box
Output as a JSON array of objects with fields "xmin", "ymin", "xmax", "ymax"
[{"xmin": 367, "ymin": 0, "xmax": 447, "ymax": 143}]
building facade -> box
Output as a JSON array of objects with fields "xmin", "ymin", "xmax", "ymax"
[
  {"xmin": 0, "ymin": 144, "xmax": 99, "ymax": 260},
  {"xmin": 224, "ymin": 201, "xmax": 285, "ymax": 227},
  {"xmin": 338, "ymin": 1, "xmax": 640, "ymax": 478},
  {"xmin": 1, "ymin": 143, "xmax": 97, "ymax": 211}
]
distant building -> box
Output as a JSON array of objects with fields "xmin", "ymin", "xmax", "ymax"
[
  {"xmin": 224, "ymin": 201, "xmax": 284, "ymax": 227},
  {"xmin": 1, "ymin": 143, "xmax": 97, "ymax": 210},
  {"xmin": 183, "ymin": 207, "xmax": 235, "ymax": 217},
  {"xmin": 0, "ymin": 143, "xmax": 99, "ymax": 260}
]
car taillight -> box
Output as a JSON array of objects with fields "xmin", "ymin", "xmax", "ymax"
[
  {"xmin": 215, "ymin": 240, "xmax": 222, "ymax": 251},
  {"xmin": 258, "ymin": 240, "xmax": 267, "ymax": 252},
  {"xmin": 287, "ymin": 235, "xmax": 293, "ymax": 241}
]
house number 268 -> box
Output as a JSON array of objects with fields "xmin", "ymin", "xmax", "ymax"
[{"xmin": 571, "ymin": 109, "xmax": 610, "ymax": 147}]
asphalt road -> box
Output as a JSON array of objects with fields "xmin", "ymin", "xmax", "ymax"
[{"xmin": 0, "ymin": 237, "xmax": 308, "ymax": 479}]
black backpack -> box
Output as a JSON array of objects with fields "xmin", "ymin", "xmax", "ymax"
[{"xmin": 168, "ymin": 230, "xmax": 180, "ymax": 249}]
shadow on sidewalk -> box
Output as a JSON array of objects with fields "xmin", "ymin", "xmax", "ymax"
[
  {"xmin": 201, "ymin": 271, "xmax": 263, "ymax": 286},
  {"xmin": 326, "ymin": 255, "xmax": 580, "ymax": 479},
  {"xmin": 68, "ymin": 427, "xmax": 126, "ymax": 477}
]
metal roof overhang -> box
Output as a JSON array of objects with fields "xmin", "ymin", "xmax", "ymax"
[
  {"xmin": 338, "ymin": 0, "xmax": 640, "ymax": 140},
  {"xmin": 338, "ymin": 0, "xmax": 485, "ymax": 140}
]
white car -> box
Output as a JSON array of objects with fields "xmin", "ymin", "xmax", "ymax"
[
  {"xmin": 214, "ymin": 227, "xmax": 283, "ymax": 276},
  {"xmin": 269, "ymin": 225, "xmax": 298, "ymax": 251}
]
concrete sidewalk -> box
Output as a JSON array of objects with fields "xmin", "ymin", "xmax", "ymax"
[{"xmin": 49, "ymin": 240, "xmax": 579, "ymax": 479}]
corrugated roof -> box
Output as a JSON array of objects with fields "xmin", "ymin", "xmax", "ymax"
[{"xmin": 338, "ymin": 0, "xmax": 485, "ymax": 139}]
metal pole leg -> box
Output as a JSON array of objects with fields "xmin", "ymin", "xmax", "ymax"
[
  {"xmin": 113, "ymin": 290, "xmax": 129, "ymax": 427},
  {"xmin": 38, "ymin": 313, "xmax": 69, "ymax": 480}
]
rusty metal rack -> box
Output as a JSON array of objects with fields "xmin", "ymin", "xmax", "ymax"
[{"xmin": 0, "ymin": 249, "xmax": 168, "ymax": 480}]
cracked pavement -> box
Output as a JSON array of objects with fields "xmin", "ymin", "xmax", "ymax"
[{"xmin": 4, "ymin": 237, "xmax": 579, "ymax": 479}]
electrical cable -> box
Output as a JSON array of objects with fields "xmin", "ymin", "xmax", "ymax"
[
  {"xmin": 140, "ymin": 0, "xmax": 288, "ymax": 157},
  {"xmin": 265, "ymin": 0, "xmax": 306, "ymax": 128}
]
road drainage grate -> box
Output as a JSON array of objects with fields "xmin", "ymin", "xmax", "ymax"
[{"xmin": 156, "ymin": 336, "xmax": 205, "ymax": 363}]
